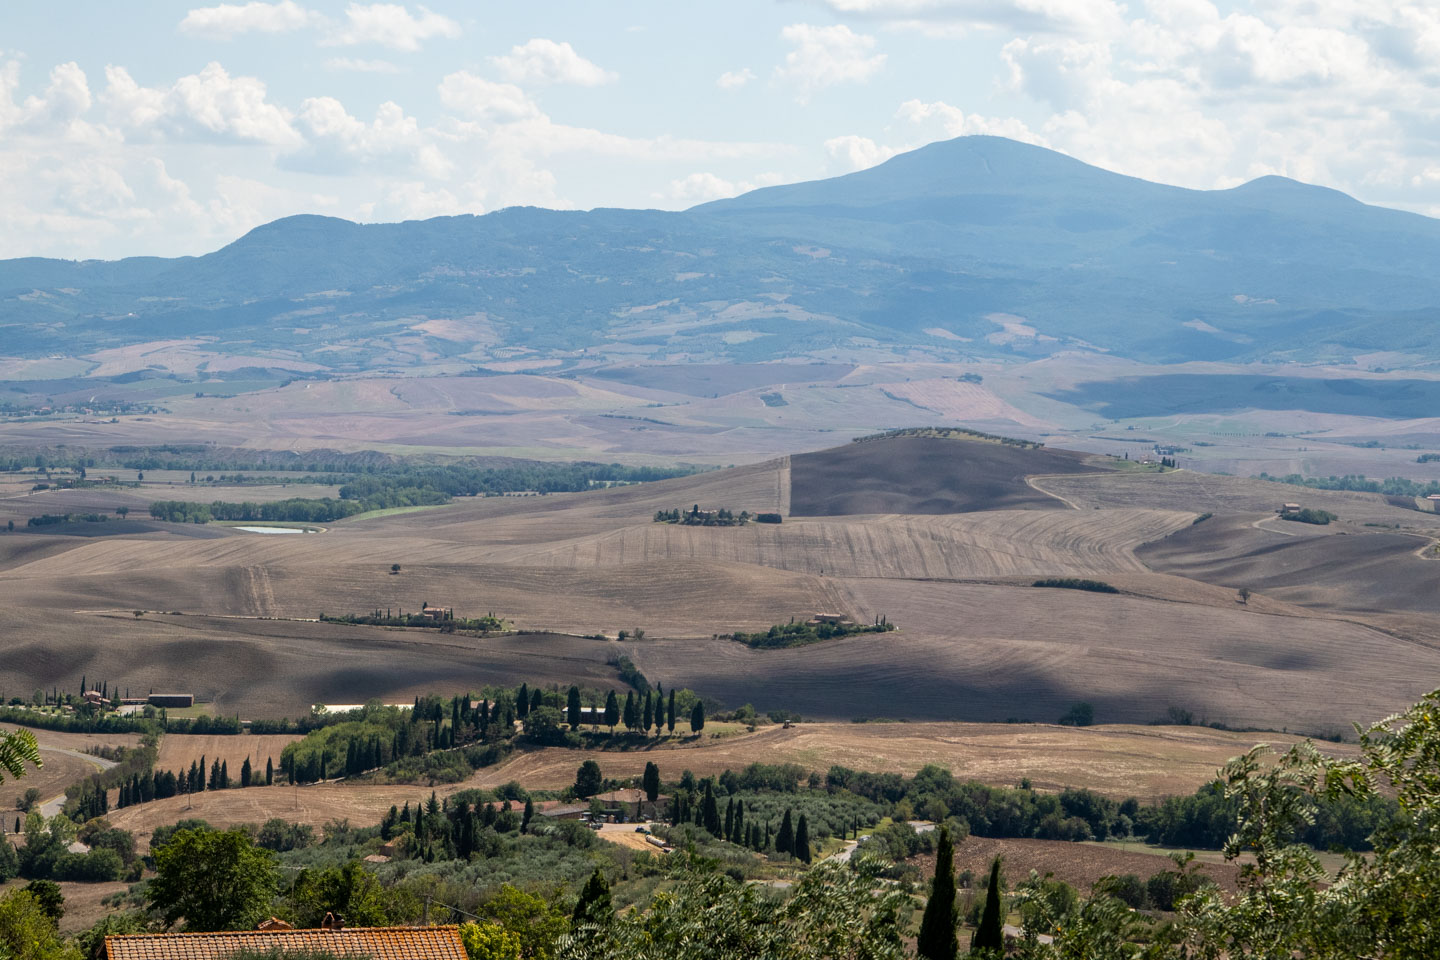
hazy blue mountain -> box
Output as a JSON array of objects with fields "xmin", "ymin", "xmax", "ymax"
[{"xmin": 4, "ymin": 135, "xmax": 1440, "ymax": 370}]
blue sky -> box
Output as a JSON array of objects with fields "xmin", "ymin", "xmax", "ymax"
[{"xmin": 4, "ymin": 1, "xmax": 1439, "ymax": 259}]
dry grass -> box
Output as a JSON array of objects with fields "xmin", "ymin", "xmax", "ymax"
[
  {"xmin": 914, "ymin": 835, "xmax": 1239, "ymax": 897},
  {"xmin": 0, "ymin": 878, "xmax": 130, "ymax": 933},
  {"xmin": 154, "ymin": 734, "xmax": 302, "ymax": 775}
]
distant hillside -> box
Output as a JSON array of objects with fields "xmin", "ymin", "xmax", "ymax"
[{"xmin": 6, "ymin": 135, "xmax": 1440, "ymax": 368}]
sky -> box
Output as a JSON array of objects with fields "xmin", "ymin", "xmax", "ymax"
[{"xmin": 5, "ymin": 0, "xmax": 1440, "ymax": 260}]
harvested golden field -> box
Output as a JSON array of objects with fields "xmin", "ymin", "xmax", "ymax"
[
  {"xmin": 3, "ymin": 435, "xmax": 1439, "ymax": 733},
  {"xmin": 918, "ymin": 835, "xmax": 1239, "ymax": 897},
  {"xmin": 0, "ymin": 879, "xmax": 129, "ymax": 934},
  {"xmin": 95, "ymin": 719, "xmax": 1360, "ymax": 847},
  {"xmin": 154, "ymin": 734, "xmax": 302, "ymax": 776},
  {"xmin": 463, "ymin": 721, "xmax": 1354, "ymax": 802}
]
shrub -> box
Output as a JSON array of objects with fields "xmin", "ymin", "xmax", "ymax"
[{"xmin": 1032, "ymin": 578, "xmax": 1119, "ymax": 594}]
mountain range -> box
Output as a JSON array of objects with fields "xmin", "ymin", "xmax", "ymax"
[{"xmin": 5, "ymin": 135, "xmax": 1440, "ymax": 372}]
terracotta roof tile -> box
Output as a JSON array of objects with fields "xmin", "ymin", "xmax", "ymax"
[{"xmin": 105, "ymin": 926, "xmax": 466, "ymax": 960}]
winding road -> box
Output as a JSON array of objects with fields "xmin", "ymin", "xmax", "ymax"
[{"xmin": 37, "ymin": 746, "xmax": 116, "ymax": 818}]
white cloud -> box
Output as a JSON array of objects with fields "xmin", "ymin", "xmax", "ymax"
[
  {"xmin": 824, "ymin": 134, "xmax": 897, "ymax": 171},
  {"xmin": 896, "ymin": 99, "xmax": 1044, "ymax": 144},
  {"xmin": 775, "ymin": 23, "xmax": 886, "ymax": 102},
  {"xmin": 179, "ymin": 1, "xmax": 316, "ymax": 38},
  {"xmin": 101, "ymin": 62, "xmax": 300, "ymax": 146},
  {"xmin": 813, "ymin": 0, "xmax": 1125, "ymax": 38},
  {"xmin": 324, "ymin": 3, "xmax": 460, "ymax": 52},
  {"xmin": 717, "ymin": 68, "xmax": 756, "ymax": 89},
  {"xmin": 491, "ymin": 39, "xmax": 616, "ymax": 87},
  {"xmin": 437, "ymin": 71, "xmax": 541, "ymax": 123},
  {"xmin": 665, "ymin": 171, "xmax": 783, "ymax": 203},
  {"xmin": 287, "ymin": 96, "xmax": 440, "ymax": 175},
  {"xmin": 324, "ymin": 57, "xmax": 401, "ymax": 73}
]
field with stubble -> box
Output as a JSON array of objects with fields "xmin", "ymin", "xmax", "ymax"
[{"xmin": 3, "ymin": 432, "xmax": 1439, "ymax": 739}]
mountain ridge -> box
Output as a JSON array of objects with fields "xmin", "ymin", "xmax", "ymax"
[{"xmin": 3, "ymin": 135, "xmax": 1439, "ymax": 370}]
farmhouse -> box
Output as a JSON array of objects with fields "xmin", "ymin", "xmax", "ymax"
[
  {"xmin": 537, "ymin": 802, "xmax": 589, "ymax": 821},
  {"xmin": 807, "ymin": 613, "xmax": 854, "ymax": 626},
  {"xmin": 1280, "ymin": 503, "xmax": 1302, "ymax": 515},
  {"xmin": 592, "ymin": 788, "xmax": 672, "ymax": 821},
  {"xmin": 106, "ymin": 926, "xmax": 467, "ymax": 960},
  {"xmin": 82, "ymin": 690, "xmax": 109, "ymax": 706}
]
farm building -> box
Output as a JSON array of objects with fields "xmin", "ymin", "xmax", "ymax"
[
  {"xmin": 82, "ymin": 691, "xmax": 109, "ymax": 706},
  {"xmin": 592, "ymin": 788, "xmax": 672, "ymax": 821},
  {"xmin": 147, "ymin": 693, "xmax": 194, "ymax": 708},
  {"xmin": 808, "ymin": 613, "xmax": 854, "ymax": 626},
  {"xmin": 1280, "ymin": 503, "xmax": 1302, "ymax": 515},
  {"xmin": 106, "ymin": 926, "xmax": 466, "ymax": 960},
  {"xmin": 537, "ymin": 802, "xmax": 589, "ymax": 821}
]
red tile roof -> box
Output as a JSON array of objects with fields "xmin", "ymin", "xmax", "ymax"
[{"xmin": 105, "ymin": 926, "xmax": 466, "ymax": 960}]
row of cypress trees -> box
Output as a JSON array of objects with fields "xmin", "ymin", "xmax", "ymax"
[{"xmin": 917, "ymin": 826, "xmax": 1004, "ymax": 959}]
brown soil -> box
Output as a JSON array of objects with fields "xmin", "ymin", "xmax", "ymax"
[
  {"xmin": 912, "ymin": 835, "xmax": 1239, "ymax": 897},
  {"xmin": 790, "ymin": 436, "xmax": 1103, "ymax": 516}
]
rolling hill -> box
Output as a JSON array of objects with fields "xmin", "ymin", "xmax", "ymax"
[
  {"xmin": 3, "ymin": 432, "xmax": 1439, "ymax": 732},
  {"xmin": 5, "ymin": 136, "xmax": 1440, "ymax": 368}
]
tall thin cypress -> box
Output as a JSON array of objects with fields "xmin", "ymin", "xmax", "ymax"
[
  {"xmin": 971, "ymin": 856, "xmax": 1005, "ymax": 953},
  {"xmin": 794, "ymin": 814, "xmax": 811, "ymax": 863},
  {"xmin": 667, "ymin": 690, "xmax": 676, "ymax": 733},
  {"xmin": 917, "ymin": 826, "xmax": 958, "ymax": 960},
  {"xmin": 777, "ymin": 809, "xmax": 794, "ymax": 853}
]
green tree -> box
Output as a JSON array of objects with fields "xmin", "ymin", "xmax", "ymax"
[
  {"xmin": 776, "ymin": 809, "xmax": 793, "ymax": 854},
  {"xmin": 690, "ymin": 701, "xmax": 704, "ymax": 735},
  {"xmin": 0, "ymin": 889, "xmax": 80, "ymax": 960},
  {"xmin": 0, "ymin": 836, "xmax": 18, "ymax": 883},
  {"xmin": 459, "ymin": 921, "xmax": 522, "ymax": 960},
  {"xmin": 21, "ymin": 880, "xmax": 63, "ymax": 923},
  {"xmin": 575, "ymin": 760, "xmax": 603, "ymax": 799},
  {"xmin": 516, "ymin": 683, "xmax": 530, "ymax": 719},
  {"xmin": 571, "ymin": 868, "xmax": 612, "ymax": 926},
  {"xmin": 240, "ymin": 756, "xmax": 252, "ymax": 788},
  {"xmin": 0, "ymin": 729, "xmax": 40, "ymax": 785},
  {"xmin": 566, "ymin": 686, "xmax": 582, "ymax": 729},
  {"xmin": 286, "ymin": 859, "xmax": 415, "ymax": 928},
  {"xmin": 603, "ymin": 691, "xmax": 619, "ymax": 732},
  {"xmin": 916, "ymin": 826, "xmax": 958, "ymax": 960},
  {"xmin": 147, "ymin": 827, "xmax": 280, "ymax": 930},
  {"xmin": 971, "ymin": 856, "xmax": 1005, "ymax": 953},
  {"xmin": 642, "ymin": 762, "xmax": 660, "ymax": 802},
  {"xmin": 642, "ymin": 693, "xmax": 653, "ymax": 734},
  {"xmin": 794, "ymin": 814, "xmax": 811, "ymax": 864},
  {"xmin": 622, "ymin": 692, "xmax": 637, "ymax": 731},
  {"xmin": 477, "ymin": 886, "xmax": 567, "ymax": 960},
  {"xmin": 667, "ymin": 690, "xmax": 676, "ymax": 734}
]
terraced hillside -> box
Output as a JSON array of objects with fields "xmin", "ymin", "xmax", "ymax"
[{"xmin": 2, "ymin": 433, "xmax": 1438, "ymax": 730}]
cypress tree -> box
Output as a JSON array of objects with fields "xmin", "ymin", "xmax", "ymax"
[
  {"xmin": 266, "ymin": 757, "xmax": 274, "ymax": 786},
  {"xmin": 777, "ymin": 809, "xmax": 794, "ymax": 853},
  {"xmin": 240, "ymin": 757, "xmax": 252, "ymax": 788},
  {"xmin": 567, "ymin": 686, "xmax": 582, "ymax": 729},
  {"xmin": 972, "ymin": 857, "xmax": 1005, "ymax": 953},
  {"xmin": 794, "ymin": 814, "xmax": 811, "ymax": 863},
  {"xmin": 642, "ymin": 761, "xmax": 660, "ymax": 802},
  {"xmin": 690, "ymin": 701, "xmax": 705, "ymax": 734},
  {"xmin": 530, "ymin": 689, "xmax": 543, "ymax": 714},
  {"xmin": 623, "ymin": 691, "xmax": 637, "ymax": 731},
  {"xmin": 702, "ymin": 782, "xmax": 721, "ymax": 836},
  {"xmin": 734, "ymin": 799, "xmax": 745, "ymax": 841},
  {"xmin": 724, "ymin": 798, "xmax": 735, "ymax": 841},
  {"xmin": 572, "ymin": 868, "xmax": 613, "ymax": 926},
  {"xmin": 522, "ymin": 797, "xmax": 534, "ymax": 833},
  {"xmin": 667, "ymin": 689, "xmax": 677, "ymax": 733},
  {"xmin": 603, "ymin": 690, "xmax": 619, "ymax": 731},
  {"xmin": 917, "ymin": 826, "xmax": 958, "ymax": 960},
  {"xmin": 642, "ymin": 692, "xmax": 653, "ymax": 733}
]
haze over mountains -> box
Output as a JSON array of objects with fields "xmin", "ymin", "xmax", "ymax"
[{"xmin": 4, "ymin": 135, "xmax": 1440, "ymax": 371}]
